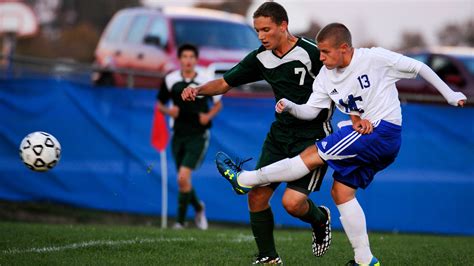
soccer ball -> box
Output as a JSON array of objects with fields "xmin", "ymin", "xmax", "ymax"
[{"xmin": 19, "ymin": 131, "xmax": 61, "ymax": 172}]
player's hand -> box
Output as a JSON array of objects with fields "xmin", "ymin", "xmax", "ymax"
[
  {"xmin": 353, "ymin": 119, "xmax": 373, "ymax": 134},
  {"xmin": 275, "ymin": 99, "xmax": 287, "ymax": 113},
  {"xmin": 199, "ymin": 113, "xmax": 211, "ymax": 125},
  {"xmin": 448, "ymin": 92, "xmax": 467, "ymax": 106},
  {"xmin": 181, "ymin": 87, "xmax": 199, "ymax": 101},
  {"xmin": 168, "ymin": 106, "xmax": 179, "ymax": 118},
  {"xmin": 275, "ymin": 98, "xmax": 294, "ymax": 113}
]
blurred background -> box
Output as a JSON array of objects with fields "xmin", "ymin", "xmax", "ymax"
[
  {"xmin": 3, "ymin": 0, "xmax": 473, "ymax": 62},
  {"xmin": 0, "ymin": 0, "xmax": 473, "ymax": 237}
]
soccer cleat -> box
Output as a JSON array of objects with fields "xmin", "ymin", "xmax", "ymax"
[
  {"xmin": 194, "ymin": 201, "xmax": 208, "ymax": 230},
  {"xmin": 252, "ymin": 255, "xmax": 283, "ymax": 265},
  {"xmin": 346, "ymin": 256, "xmax": 380, "ymax": 266},
  {"xmin": 215, "ymin": 152, "xmax": 252, "ymax": 195},
  {"xmin": 312, "ymin": 206, "xmax": 332, "ymax": 257}
]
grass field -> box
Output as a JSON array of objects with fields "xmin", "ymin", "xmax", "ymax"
[{"xmin": 1, "ymin": 222, "xmax": 473, "ymax": 265}]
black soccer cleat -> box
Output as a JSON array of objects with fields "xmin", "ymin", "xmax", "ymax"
[
  {"xmin": 252, "ymin": 255, "xmax": 283, "ymax": 265},
  {"xmin": 312, "ymin": 206, "xmax": 332, "ymax": 257}
]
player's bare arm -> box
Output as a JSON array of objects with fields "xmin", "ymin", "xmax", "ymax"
[
  {"xmin": 181, "ymin": 78, "xmax": 231, "ymax": 101},
  {"xmin": 199, "ymin": 100, "xmax": 223, "ymax": 125},
  {"xmin": 157, "ymin": 102, "xmax": 179, "ymax": 118}
]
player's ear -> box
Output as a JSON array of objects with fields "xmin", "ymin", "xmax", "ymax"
[
  {"xmin": 279, "ymin": 21, "xmax": 288, "ymax": 33},
  {"xmin": 340, "ymin": 42, "xmax": 350, "ymax": 51}
]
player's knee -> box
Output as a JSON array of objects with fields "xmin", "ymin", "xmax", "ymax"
[
  {"xmin": 177, "ymin": 175, "xmax": 191, "ymax": 190},
  {"xmin": 330, "ymin": 187, "xmax": 339, "ymax": 202},
  {"xmin": 248, "ymin": 189, "xmax": 271, "ymax": 211},
  {"xmin": 331, "ymin": 186, "xmax": 353, "ymax": 205},
  {"xmin": 300, "ymin": 145, "xmax": 323, "ymax": 170},
  {"xmin": 282, "ymin": 196, "xmax": 306, "ymax": 217}
]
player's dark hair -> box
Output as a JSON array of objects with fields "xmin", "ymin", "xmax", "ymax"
[
  {"xmin": 177, "ymin": 43, "xmax": 199, "ymax": 58},
  {"xmin": 316, "ymin": 23, "xmax": 352, "ymax": 47},
  {"xmin": 253, "ymin": 1, "xmax": 288, "ymax": 25}
]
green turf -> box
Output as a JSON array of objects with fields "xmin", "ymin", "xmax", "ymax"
[{"xmin": 0, "ymin": 222, "xmax": 472, "ymax": 265}]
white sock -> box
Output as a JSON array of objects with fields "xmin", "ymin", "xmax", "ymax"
[
  {"xmin": 337, "ymin": 198, "xmax": 373, "ymax": 264},
  {"xmin": 238, "ymin": 156, "xmax": 310, "ymax": 187}
]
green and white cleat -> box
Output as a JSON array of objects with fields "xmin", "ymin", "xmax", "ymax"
[
  {"xmin": 346, "ymin": 257, "xmax": 380, "ymax": 266},
  {"xmin": 215, "ymin": 152, "xmax": 252, "ymax": 195}
]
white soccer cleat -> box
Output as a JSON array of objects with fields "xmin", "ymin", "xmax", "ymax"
[
  {"xmin": 172, "ymin": 223, "xmax": 184, "ymax": 230},
  {"xmin": 195, "ymin": 201, "xmax": 208, "ymax": 230}
]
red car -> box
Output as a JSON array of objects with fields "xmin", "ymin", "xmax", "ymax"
[
  {"xmin": 396, "ymin": 47, "xmax": 473, "ymax": 104},
  {"xmin": 93, "ymin": 7, "xmax": 261, "ymax": 88}
]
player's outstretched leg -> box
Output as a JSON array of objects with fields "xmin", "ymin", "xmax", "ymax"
[
  {"xmin": 312, "ymin": 206, "xmax": 332, "ymax": 257},
  {"xmin": 346, "ymin": 257, "xmax": 380, "ymax": 266},
  {"xmin": 215, "ymin": 152, "xmax": 252, "ymax": 195}
]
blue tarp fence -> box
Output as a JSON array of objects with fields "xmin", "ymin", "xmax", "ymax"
[{"xmin": 1, "ymin": 78, "xmax": 473, "ymax": 235}]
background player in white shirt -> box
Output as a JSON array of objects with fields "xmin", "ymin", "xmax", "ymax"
[
  {"xmin": 157, "ymin": 44, "xmax": 222, "ymax": 230},
  {"xmin": 216, "ymin": 23, "xmax": 466, "ymax": 265}
]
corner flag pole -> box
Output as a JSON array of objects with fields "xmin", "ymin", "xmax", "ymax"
[
  {"xmin": 160, "ymin": 150, "xmax": 168, "ymax": 229},
  {"xmin": 151, "ymin": 105, "xmax": 169, "ymax": 229}
]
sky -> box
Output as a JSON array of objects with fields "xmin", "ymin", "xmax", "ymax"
[{"xmin": 142, "ymin": 0, "xmax": 473, "ymax": 49}]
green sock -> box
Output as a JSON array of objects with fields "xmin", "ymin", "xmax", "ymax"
[
  {"xmin": 299, "ymin": 199, "xmax": 327, "ymax": 227},
  {"xmin": 189, "ymin": 188, "xmax": 203, "ymax": 212},
  {"xmin": 250, "ymin": 207, "xmax": 278, "ymax": 258},
  {"xmin": 177, "ymin": 192, "xmax": 191, "ymax": 224}
]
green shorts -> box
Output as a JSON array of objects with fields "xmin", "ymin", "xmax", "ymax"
[
  {"xmin": 256, "ymin": 122, "xmax": 329, "ymax": 195},
  {"xmin": 172, "ymin": 130, "xmax": 210, "ymax": 170}
]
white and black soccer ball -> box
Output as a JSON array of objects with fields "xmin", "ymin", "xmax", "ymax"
[{"xmin": 19, "ymin": 131, "xmax": 61, "ymax": 172}]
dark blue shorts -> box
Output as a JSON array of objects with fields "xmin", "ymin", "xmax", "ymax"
[{"xmin": 316, "ymin": 120, "xmax": 402, "ymax": 189}]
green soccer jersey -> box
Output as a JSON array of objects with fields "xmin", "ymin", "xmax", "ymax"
[
  {"xmin": 224, "ymin": 37, "xmax": 333, "ymax": 136},
  {"xmin": 158, "ymin": 69, "xmax": 221, "ymax": 136}
]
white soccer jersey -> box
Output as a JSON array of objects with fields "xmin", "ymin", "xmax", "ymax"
[{"xmin": 308, "ymin": 47, "xmax": 423, "ymax": 125}]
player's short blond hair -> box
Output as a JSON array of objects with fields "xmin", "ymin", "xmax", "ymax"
[{"xmin": 316, "ymin": 23, "xmax": 352, "ymax": 47}]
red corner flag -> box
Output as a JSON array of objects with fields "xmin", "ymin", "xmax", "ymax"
[{"xmin": 151, "ymin": 105, "xmax": 169, "ymax": 151}]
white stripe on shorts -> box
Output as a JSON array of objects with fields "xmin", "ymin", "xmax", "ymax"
[
  {"xmin": 325, "ymin": 131, "xmax": 360, "ymax": 155},
  {"xmin": 312, "ymin": 168, "xmax": 323, "ymax": 191},
  {"xmin": 331, "ymin": 133, "xmax": 362, "ymax": 156},
  {"xmin": 318, "ymin": 150, "xmax": 357, "ymax": 161},
  {"xmin": 307, "ymin": 167, "xmax": 320, "ymax": 191},
  {"xmin": 333, "ymin": 133, "xmax": 362, "ymax": 156},
  {"xmin": 307, "ymin": 168, "xmax": 317, "ymax": 191}
]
